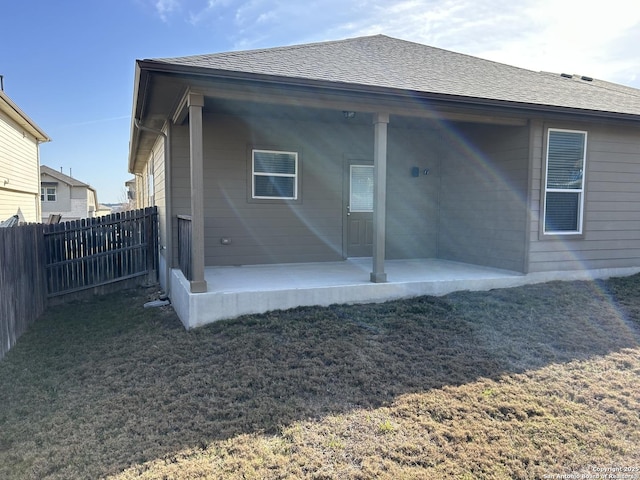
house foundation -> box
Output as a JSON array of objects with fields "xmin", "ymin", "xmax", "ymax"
[{"xmin": 168, "ymin": 258, "xmax": 640, "ymax": 329}]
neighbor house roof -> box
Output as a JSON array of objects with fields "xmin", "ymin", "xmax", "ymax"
[
  {"xmin": 0, "ymin": 89, "xmax": 50, "ymax": 142},
  {"xmin": 40, "ymin": 165, "xmax": 94, "ymax": 189},
  {"xmin": 144, "ymin": 34, "xmax": 640, "ymax": 118}
]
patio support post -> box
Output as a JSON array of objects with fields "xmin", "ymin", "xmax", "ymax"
[
  {"xmin": 188, "ymin": 92, "xmax": 208, "ymax": 293},
  {"xmin": 371, "ymin": 112, "xmax": 389, "ymax": 283}
]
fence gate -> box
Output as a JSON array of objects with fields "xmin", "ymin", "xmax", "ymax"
[{"xmin": 43, "ymin": 207, "xmax": 158, "ymax": 297}]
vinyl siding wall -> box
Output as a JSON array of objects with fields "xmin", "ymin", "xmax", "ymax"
[
  {"xmin": 41, "ymin": 175, "xmax": 71, "ymax": 219},
  {"xmin": 40, "ymin": 176, "xmax": 94, "ymax": 221},
  {"xmin": 0, "ymin": 108, "xmax": 41, "ymax": 222},
  {"xmin": 149, "ymin": 103, "xmax": 640, "ymax": 275},
  {"xmin": 170, "ymin": 112, "xmax": 373, "ymax": 266},
  {"xmin": 438, "ymin": 124, "xmax": 530, "ymax": 272},
  {"xmin": 528, "ymin": 121, "xmax": 640, "ymax": 272},
  {"xmin": 150, "ymin": 134, "xmax": 168, "ymax": 267},
  {"xmin": 385, "ymin": 124, "xmax": 442, "ymax": 259},
  {"xmin": 141, "ymin": 161, "xmax": 152, "ymax": 208},
  {"xmin": 169, "ymin": 112, "xmax": 449, "ymax": 267}
]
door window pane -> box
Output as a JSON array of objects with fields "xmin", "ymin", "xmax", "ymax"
[{"xmin": 350, "ymin": 165, "xmax": 373, "ymax": 212}]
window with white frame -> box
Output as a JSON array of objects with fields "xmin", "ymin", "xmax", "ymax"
[
  {"xmin": 41, "ymin": 186, "xmax": 57, "ymax": 202},
  {"xmin": 543, "ymin": 129, "xmax": 587, "ymax": 234},
  {"xmin": 252, "ymin": 149, "xmax": 298, "ymax": 200}
]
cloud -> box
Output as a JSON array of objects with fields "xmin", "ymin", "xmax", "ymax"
[
  {"xmin": 468, "ymin": 0, "xmax": 640, "ymax": 85},
  {"xmin": 154, "ymin": 0, "xmax": 181, "ymax": 22},
  {"xmin": 315, "ymin": 0, "xmax": 640, "ymax": 87},
  {"xmin": 188, "ymin": 0, "xmax": 233, "ymax": 25},
  {"xmin": 149, "ymin": 0, "xmax": 640, "ymax": 87}
]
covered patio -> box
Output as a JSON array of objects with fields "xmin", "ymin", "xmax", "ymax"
[{"xmin": 168, "ymin": 258, "xmax": 537, "ymax": 329}]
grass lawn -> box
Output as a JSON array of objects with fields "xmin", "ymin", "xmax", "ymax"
[{"xmin": 1, "ymin": 275, "xmax": 639, "ymax": 479}]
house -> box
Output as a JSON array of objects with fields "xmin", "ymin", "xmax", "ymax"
[
  {"xmin": 0, "ymin": 88, "xmax": 50, "ymax": 223},
  {"xmin": 125, "ymin": 177, "xmax": 137, "ymax": 209},
  {"xmin": 128, "ymin": 35, "xmax": 640, "ymax": 328},
  {"xmin": 40, "ymin": 165, "xmax": 107, "ymax": 222}
]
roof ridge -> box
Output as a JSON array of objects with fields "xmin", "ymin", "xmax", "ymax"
[
  {"xmin": 151, "ymin": 34, "xmax": 387, "ymax": 63},
  {"xmin": 138, "ymin": 34, "xmax": 640, "ymax": 117}
]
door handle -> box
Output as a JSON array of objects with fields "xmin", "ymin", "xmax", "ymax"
[{"xmin": 347, "ymin": 205, "xmax": 351, "ymax": 216}]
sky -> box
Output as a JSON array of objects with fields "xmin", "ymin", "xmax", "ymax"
[{"xmin": 2, "ymin": 0, "xmax": 639, "ymax": 204}]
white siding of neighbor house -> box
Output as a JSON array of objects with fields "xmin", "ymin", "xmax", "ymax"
[
  {"xmin": 40, "ymin": 173, "xmax": 97, "ymax": 222},
  {"xmin": 528, "ymin": 120, "xmax": 640, "ymax": 272},
  {"xmin": 0, "ymin": 108, "xmax": 41, "ymax": 222}
]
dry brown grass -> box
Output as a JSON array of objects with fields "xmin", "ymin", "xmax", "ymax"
[{"xmin": 0, "ymin": 276, "xmax": 639, "ymax": 479}]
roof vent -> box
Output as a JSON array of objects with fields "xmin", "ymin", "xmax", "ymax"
[
  {"xmin": 581, "ymin": 75, "xmax": 593, "ymax": 82},
  {"xmin": 560, "ymin": 73, "xmax": 573, "ymax": 79}
]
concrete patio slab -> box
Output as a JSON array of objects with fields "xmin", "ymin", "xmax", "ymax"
[{"xmin": 169, "ymin": 258, "xmax": 640, "ymax": 329}]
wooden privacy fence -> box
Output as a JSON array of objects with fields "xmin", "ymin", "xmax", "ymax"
[
  {"xmin": 0, "ymin": 224, "xmax": 48, "ymax": 360},
  {"xmin": 44, "ymin": 207, "xmax": 158, "ymax": 297},
  {"xmin": 0, "ymin": 207, "xmax": 158, "ymax": 360}
]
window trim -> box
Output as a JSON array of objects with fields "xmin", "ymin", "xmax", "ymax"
[
  {"xmin": 251, "ymin": 149, "xmax": 299, "ymax": 201},
  {"xmin": 542, "ymin": 128, "xmax": 587, "ymax": 236},
  {"xmin": 41, "ymin": 185, "xmax": 57, "ymax": 202}
]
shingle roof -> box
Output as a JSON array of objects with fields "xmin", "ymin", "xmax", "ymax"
[
  {"xmin": 40, "ymin": 165, "xmax": 91, "ymax": 188},
  {"xmin": 148, "ymin": 35, "xmax": 640, "ymax": 117}
]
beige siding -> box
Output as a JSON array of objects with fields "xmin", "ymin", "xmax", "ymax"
[
  {"xmin": 150, "ymin": 134, "xmax": 169, "ymax": 265},
  {"xmin": 134, "ymin": 174, "xmax": 145, "ymax": 209},
  {"xmin": 438, "ymin": 124, "xmax": 530, "ymax": 272},
  {"xmin": 0, "ymin": 189, "xmax": 39, "ymax": 222},
  {"xmin": 136, "ymin": 144, "xmax": 160, "ymax": 211},
  {"xmin": 385, "ymin": 124, "xmax": 442, "ymax": 259},
  {"xmin": 167, "ymin": 106, "xmax": 640, "ymax": 274},
  {"xmin": 168, "ymin": 109, "xmax": 536, "ymax": 268},
  {"xmin": 172, "ymin": 113, "xmax": 370, "ymax": 266},
  {"xmin": 528, "ymin": 122, "xmax": 640, "ymax": 272},
  {"xmin": 0, "ymin": 109, "xmax": 41, "ymax": 222},
  {"xmin": 168, "ymin": 110, "xmax": 538, "ymax": 270}
]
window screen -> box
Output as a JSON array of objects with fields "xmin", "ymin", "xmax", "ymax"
[
  {"xmin": 252, "ymin": 150, "xmax": 298, "ymax": 199},
  {"xmin": 544, "ymin": 129, "xmax": 587, "ymax": 234}
]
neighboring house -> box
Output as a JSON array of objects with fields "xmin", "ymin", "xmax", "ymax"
[
  {"xmin": 0, "ymin": 89, "xmax": 50, "ymax": 223},
  {"xmin": 124, "ymin": 177, "xmax": 136, "ymax": 207},
  {"xmin": 96, "ymin": 204, "xmax": 112, "ymax": 217},
  {"xmin": 40, "ymin": 165, "xmax": 103, "ymax": 222},
  {"xmin": 128, "ymin": 35, "xmax": 640, "ymax": 328}
]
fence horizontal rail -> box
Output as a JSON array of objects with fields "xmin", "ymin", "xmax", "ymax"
[
  {"xmin": 1, "ymin": 207, "xmax": 158, "ymax": 360},
  {"xmin": 43, "ymin": 207, "xmax": 158, "ymax": 297}
]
